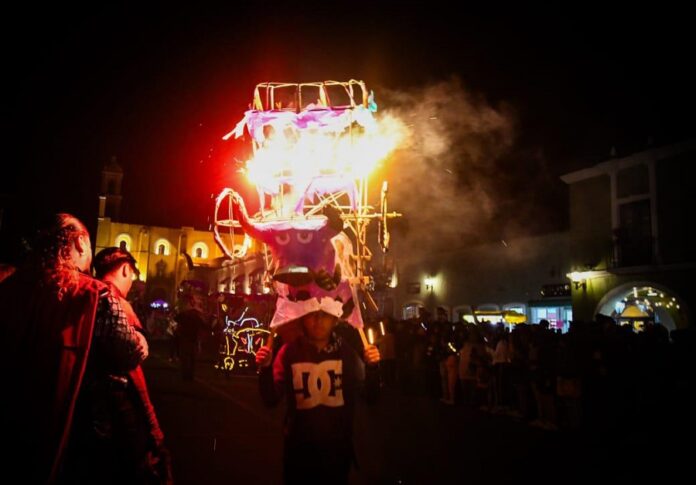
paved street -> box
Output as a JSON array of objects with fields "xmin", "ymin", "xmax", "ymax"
[{"xmin": 144, "ymin": 342, "xmax": 686, "ymax": 484}]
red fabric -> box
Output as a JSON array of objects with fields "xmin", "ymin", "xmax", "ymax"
[
  {"xmin": 0, "ymin": 270, "xmax": 105, "ymax": 483},
  {"xmin": 107, "ymin": 283, "xmax": 165, "ymax": 446}
]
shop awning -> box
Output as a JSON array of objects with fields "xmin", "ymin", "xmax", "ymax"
[
  {"xmin": 502, "ymin": 310, "xmax": 527, "ymax": 324},
  {"xmin": 620, "ymin": 304, "xmax": 649, "ymax": 318},
  {"xmin": 471, "ymin": 310, "xmax": 527, "ymax": 324}
]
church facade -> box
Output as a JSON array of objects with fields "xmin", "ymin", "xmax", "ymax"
[{"xmin": 95, "ymin": 157, "xmax": 264, "ymax": 307}]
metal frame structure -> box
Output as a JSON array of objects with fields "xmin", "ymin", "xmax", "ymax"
[{"xmin": 214, "ymin": 80, "xmax": 400, "ymax": 293}]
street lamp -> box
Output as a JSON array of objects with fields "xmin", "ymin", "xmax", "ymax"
[
  {"xmin": 567, "ymin": 271, "xmax": 587, "ymax": 290},
  {"xmin": 424, "ymin": 277, "xmax": 435, "ymax": 292}
]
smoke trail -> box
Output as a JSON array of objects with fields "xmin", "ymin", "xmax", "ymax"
[{"xmin": 377, "ymin": 77, "xmax": 516, "ymax": 261}]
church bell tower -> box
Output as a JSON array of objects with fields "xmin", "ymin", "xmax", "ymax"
[{"xmin": 99, "ymin": 155, "xmax": 123, "ymax": 220}]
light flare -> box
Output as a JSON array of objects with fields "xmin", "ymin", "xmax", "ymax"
[{"xmin": 241, "ymin": 109, "xmax": 405, "ymax": 210}]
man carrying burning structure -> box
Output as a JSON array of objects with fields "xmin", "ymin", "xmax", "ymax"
[
  {"xmin": 256, "ymin": 305, "xmax": 380, "ymax": 484},
  {"xmin": 215, "ymin": 79, "xmax": 403, "ymax": 483}
]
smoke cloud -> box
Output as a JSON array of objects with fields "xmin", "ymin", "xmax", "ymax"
[{"xmin": 376, "ymin": 77, "xmax": 517, "ymax": 262}]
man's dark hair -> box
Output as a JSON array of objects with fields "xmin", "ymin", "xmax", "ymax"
[{"xmin": 93, "ymin": 247, "xmax": 140, "ymax": 279}]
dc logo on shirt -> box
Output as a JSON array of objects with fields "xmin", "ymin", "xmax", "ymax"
[{"xmin": 291, "ymin": 360, "xmax": 344, "ymax": 409}]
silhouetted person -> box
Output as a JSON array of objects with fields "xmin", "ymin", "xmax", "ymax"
[
  {"xmin": 93, "ymin": 247, "xmax": 173, "ymax": 483},
  {"xmin": 175, "ymin": 293, "xmax": 207, "ymax": 380},
  {"xmin": 256, "ymin": 311, "xmax": 380, "ymax": 484}
]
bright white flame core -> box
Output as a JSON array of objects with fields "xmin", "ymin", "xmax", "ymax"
[{"xmin": 242, "ymin": 109, "xmax": 405, "ymax": 207}]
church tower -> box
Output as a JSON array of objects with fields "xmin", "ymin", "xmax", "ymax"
[{"xmin": 99, "ymin": 155, "xmax": 123, "ymax": 219}]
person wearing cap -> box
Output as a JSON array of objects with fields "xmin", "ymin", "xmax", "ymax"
[
  {"xmin": 255, "ymin": 308, "xmax": 380, "ymax": 484},
  {"xmin": 92, "ymin": 246, "xmax": 173, "ymax": 484}
]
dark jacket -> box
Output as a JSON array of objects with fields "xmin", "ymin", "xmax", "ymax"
[
  {"xmin": 259, "ymin": 332, "xmax": 378, "ymax": 446},
  {"xmin": 107, "ymin": 282, "xmax": 165, "ymax": 447},
  {"xmin": 0, "ymin": 270, "xmax": 143, "ymax": 483}
]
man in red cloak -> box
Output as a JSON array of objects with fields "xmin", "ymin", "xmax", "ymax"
[{"xmin": 0, "ymin": 214, "xmax": 147, "ymax": 483}]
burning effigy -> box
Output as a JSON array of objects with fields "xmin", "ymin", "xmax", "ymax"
[{"xmin": 214, "ymin": 80, "xmax": 402, "ymax": 344}]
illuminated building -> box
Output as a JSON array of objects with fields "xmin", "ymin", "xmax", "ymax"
[
  {"xmin": 395, "ymin": 139, "xmax": 694, "ymax": 332},
  {"xmin": 395, "ymin": 231, "xmax": 573, "ymax": 331},
  {"xmin": 95, "ymin": 158, "xmax": 265, "ymax": 307},
  {"xmin": 561, "ymin": 139, "xmax": 695, "ymax": 332}
]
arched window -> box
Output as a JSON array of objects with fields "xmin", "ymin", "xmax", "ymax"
[
  {"xmin": 153, "ymin": 238, "xmax": 171, "ymax": 256},
  {"xmin": 115, "ymin": 233, "xmax": 132, "ymax": 252},
  {"xmin": 595, "ymin": 282, "xmax": 684, "ymax": 333},
  {"xmin": 191, "ymin": 241, "xmax": 209, "ymax": 259}
]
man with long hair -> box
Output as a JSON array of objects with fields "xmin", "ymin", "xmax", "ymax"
[{"xmin": 0, "ymin": 213, "xmax": 148, "ymax": 484}]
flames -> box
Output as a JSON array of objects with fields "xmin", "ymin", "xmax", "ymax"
[
  {"xmin": 246, "ymin": 113, "xmax": 404, "ymax": 185},
  {"xmin": 228, "ymin": 92, "xmax": 406, "ymax": 214}
]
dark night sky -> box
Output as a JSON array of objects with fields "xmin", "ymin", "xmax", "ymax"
[{"xmin": 2, "ymin": 4, "xmax": 695, "ymax": 260}]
